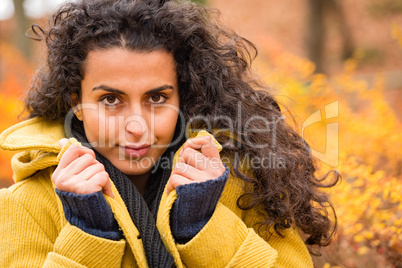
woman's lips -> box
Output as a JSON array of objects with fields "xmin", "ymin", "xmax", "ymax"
[{"xmin": 121, "ymin": 145, "xmax": 151, "ymax": 158}]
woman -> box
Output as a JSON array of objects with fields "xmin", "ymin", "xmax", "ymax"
[{"xmin": 0, "ymin": 0, "xmax": 339, "ymax": 267}]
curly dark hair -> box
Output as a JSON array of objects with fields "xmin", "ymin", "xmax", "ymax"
[{"xmin": 25, "ymin": 0, "xmax": 340, "ymax": 253}]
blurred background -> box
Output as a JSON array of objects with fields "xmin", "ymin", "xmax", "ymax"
[{"xmin": 0, "ymin": 0, "xmax": 401, "ymax": 267}]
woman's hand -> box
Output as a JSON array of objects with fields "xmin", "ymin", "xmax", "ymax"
[
  {"xmin": 52, "ymin": 138, "xmax": 114, "ymax": 198},
  {"xmin": 166, "ymin": 135, "xmax": 226, "ymax": 195}
]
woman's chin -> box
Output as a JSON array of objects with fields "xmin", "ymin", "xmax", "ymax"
[{"xmin": 112, "ymin": 159, "xmax": 156, "ymax": 176}]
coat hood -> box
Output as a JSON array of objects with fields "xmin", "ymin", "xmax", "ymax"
[{"xmin": 0, "ymin": 117, "xmax": 66, "ymax": 183}]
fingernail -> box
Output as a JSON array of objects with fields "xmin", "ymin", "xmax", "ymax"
[
  {"xmin": 179, "ymin": 148, "xmax": 183, "ymax": 156},
  {"xmin": 58, "ymin": 138, "xmax": 69, "ymax": 148}
]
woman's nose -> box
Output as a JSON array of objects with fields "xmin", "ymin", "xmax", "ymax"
[{"xmin": 124, "ymin": 113, "xmax": 150, "ymax": 141}]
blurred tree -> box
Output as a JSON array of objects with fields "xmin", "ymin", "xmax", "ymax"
[
  {"xmin": 306, "ymin": 0, "xmax": 354, "ymax": 73},
  {"xmin": 307, "ymin": 0, "xmax": 325, "ymax": 73},
  {"xmin": 367, "ymin": 0, "xmax": 402, "ymax": 17},
  {"xmin": 13, "ymin": 0, "xmax": 32, "ymax": 58}
]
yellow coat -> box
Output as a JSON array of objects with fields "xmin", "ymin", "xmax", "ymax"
[{"xmin": 0, "ymin": 117, "xmax": 313, "ymax": 267}]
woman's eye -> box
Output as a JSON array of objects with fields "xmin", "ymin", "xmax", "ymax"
[
  {"xmin": 149, "ymin": 94, "xmax": 167, "ymax": 104},
  {"xmin": 101, "ymin": 96, "xmax": 121, "ymax": 106}
]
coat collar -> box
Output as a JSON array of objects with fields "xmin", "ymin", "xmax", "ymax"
[
  {"xmin": 0, "ymin": 117, "xmax": 65, "ymax": 153},
  {"xmin": 0, "ymin": 117, "xmax": 66, "ymax": 182}
]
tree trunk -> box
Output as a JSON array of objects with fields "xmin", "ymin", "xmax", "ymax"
[
  {"xmin": 327, "ymin": 0, "xmax": 354, "ymax": 60},
  {"xmin": 307, "ymin": 0, "xmax": 325, "ymax": 73},
  {"xmin": 13, "ymin": 0, "xmax": 31, "ymax": 59},
  {"xmin": 306, "ymin": 0, "xmax": 354, "ymax": 73}
]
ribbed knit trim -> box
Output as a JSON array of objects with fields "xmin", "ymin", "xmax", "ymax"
[
  {"xmin": 171, "ymin": 164, "xmax": 229, "ymax": 244},
  {"xmin": 56, "ymin": 189, "xmax": 123, "ymax": 240}
]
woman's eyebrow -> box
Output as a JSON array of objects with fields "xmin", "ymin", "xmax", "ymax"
[
  {"xmin": 146, "ymin": 85, "xmax": 174, "ymax": 94},
  {"xmin": 92, "ymin": 85, "xmax": 126, "ymax": 95},
  {"xmin": 92, "ymin": 85, "xmax": 174, "ymax": 94}
]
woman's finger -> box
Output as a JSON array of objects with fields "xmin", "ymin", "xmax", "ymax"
[
  {"xmin": 171, "ymin": 162, "xmax": 207, "ymax": 182},
  {"xmin": 178, "ymin": 147, "xmax": 208, "ymax": 170},
  {"xmin": 80, "ymin": 171, "xmax": 112, "ymax": 197},
  {"xmin": 66, "ymin": 153, "xmax": 98, "ymax": 175},
  {"xmin": 179, "ymin": 135, "xmax": 219, "ymax": 160},
  {"xmin": 166, "ymin": 174, "xmax": 193, "ymax": 195},
  {"xmin": 88, "ymin": 171, "xmax": 114, "ymax": 198},
  {"xmin": 102, "ymin": 175, "xmax": 115, "ymax": 198},
  {"xmin": 76, "ymin": 162, "xmax": 106, "ymax": 182},
  {"xmin": 58, "ymin": 143, "xmax": 96, "ymax": 169},
  {"xmin": 58, "ymin": 138, "xmax": 69, "ymax": 149}
]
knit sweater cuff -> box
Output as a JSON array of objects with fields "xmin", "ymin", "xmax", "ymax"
[
  {"xmin": 55, "ymin": 189, "xmax": 123, "ymax": 241},
  {"xmin": 170, "ymin": 164, "xmax": 229, "ymax": 244}
]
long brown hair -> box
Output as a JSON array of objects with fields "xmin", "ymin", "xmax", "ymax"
[{"xmin": 25, "ymin": 0, "xmax": 340, "ymax": 253}]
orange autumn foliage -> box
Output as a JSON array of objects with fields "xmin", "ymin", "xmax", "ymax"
[
  {"xmin": 255, "ymin": 38, "xmax": 401, "ymax": 267},
  {"xmin": 0, "ymin": 41, "xmax": 30, "ymax": 185}
]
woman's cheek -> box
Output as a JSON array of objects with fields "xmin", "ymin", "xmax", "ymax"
[
  {"xmin": 156, "ymin": 110, "xmax": 179, "ymax": 139},
  {"xmin": 83, "ymin": 109, "xmax": 107, "ymax": 147}
]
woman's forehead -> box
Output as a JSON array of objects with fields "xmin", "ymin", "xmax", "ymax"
[{"xmin": 81, "ymin": 48, "xmax": 178, "ymax": 94}]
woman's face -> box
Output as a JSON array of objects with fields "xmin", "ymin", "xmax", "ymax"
[{"xmin": 76, "ymin": 48, "xmax": 180, "ymax": 177}]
